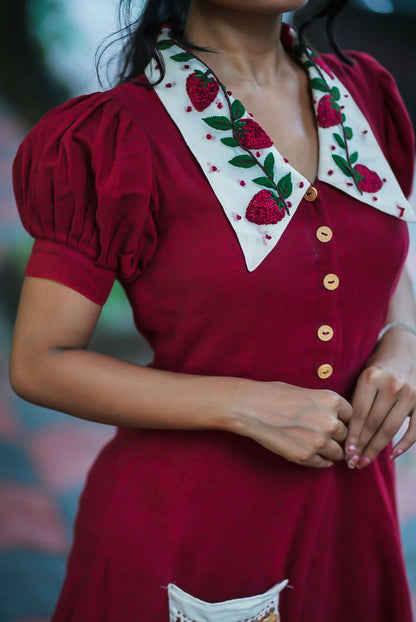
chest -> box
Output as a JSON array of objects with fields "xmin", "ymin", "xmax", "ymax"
[{"xmin": 225, "ymin": 74, "xmax": 319, "ymax": 184}]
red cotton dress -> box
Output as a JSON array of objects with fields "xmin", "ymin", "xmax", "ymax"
[{"xmin": 13, "ymin": 23, "xmax": 416, "ymax": 622}]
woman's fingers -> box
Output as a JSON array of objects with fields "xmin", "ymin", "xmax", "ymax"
[
  {"xmin": 391, "ymin": 414, "xmax": 416, "ymax": 459},
  {"xmin": 345, "ymin": 368, "xmax": 379, "ymax": 457},
  {"xmin": 353, "ymin": 385, "xmax": 397, "ymax": 454},
  {"xmin": 331, "ymin": 420, "xmax": 348, "ymax": 444},
  {"xmin": 358, "ymin": 401, "xmax": 412, "ymax": 464}
]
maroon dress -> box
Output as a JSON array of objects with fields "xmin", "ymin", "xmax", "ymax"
[{"xmin": 13, "ymin": 36, "xmax": 415, "ymax": 622}]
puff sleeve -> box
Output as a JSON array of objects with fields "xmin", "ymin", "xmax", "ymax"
[{"xmin": 13, "ymin": 92, "xmax": 158, "ymax": 305}]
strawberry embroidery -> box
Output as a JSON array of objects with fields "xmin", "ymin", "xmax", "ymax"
[
  {"xmin": 317, "ymin": 94, "xmax": 342, "ymax": 128},
  {"xmin": 186, "ymin": 70, "xmax": 219, "ymax": 111},
  {"xmin": 245, "ymin": 190, "xmax": 286, "ymax": 225},
  {"xmin": 354, "ymin": 164, "xmax": 383, "ymax": 192},
  {"xmin": 237, "ymin": 119, "xmax": 273, "ymax": 149}
]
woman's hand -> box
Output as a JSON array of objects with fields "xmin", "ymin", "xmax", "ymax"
[
  {"xmin": 345, "ymin": 326, "xmax": 416, "ymax": 470},
  {"xmin": 229, "ymin": 379, "xmax": 352, "ymax": 468}
]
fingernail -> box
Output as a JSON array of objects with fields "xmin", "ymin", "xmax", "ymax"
[
  {"xmin": 356, "ymin": 457, "xmax": 372, "ymax": 470},
  {"xmin": 347, "ymin": 454, "xmax": 360, "ymax": 469},
  {"xmin": 390, "ymin": 448, "xmax": 404, "ymax": 460},
  {"xmin": 345, "ymin": 444, "xmax": 357, "ymax": 461}
]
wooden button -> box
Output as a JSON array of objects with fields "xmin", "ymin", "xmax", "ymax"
[
  {"xmin": 317, "ymin": 325, "xmax": 334, "ymax": 341},
  {"xmin": 317, "ymin": 363, "xmax": 333, "ymax": 379},
  {"xmin": 316, "ymin": 226, "xmax": 333, "ymax": 242},
  {"xmin": 323, "ymin": 273, "xmax": 339, "ymax": 290},
  {"xmin": 304, "ymin": 186, "xmax": 318, "ymax": 201}
]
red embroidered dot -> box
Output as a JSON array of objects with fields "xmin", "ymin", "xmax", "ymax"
[
  {"xmin": 186, "ymin": 106, "xmax": 192, "ymax": 112},
  {"xmin": 328, "ymin": 170, "xmax": 334, "ymax": 175},
  {"xmin": 344, "ymin": 94, "xmax": 349, "ymax": 97},
  {"xmin": 284, "ymin": 157, "xmax": 289, "ymax": 163},
  {"xmin": 217, "ymin": 102, "xmax": 223, "ymax": 109},
  {"xmin": 383, "ymin": 178, "xmax": 386, "ymax": 182},
  {"xmin": 286, "ymin": 201, "xmax": 292, "ymax": 208},
  {"xmin": 265, "ymin": 234, "xmax": 272, "ymax": 240},
  {"xmin": 227, "ymin": 90, "xmax": 232, "ymax": 96},
  {"xmin": 165, "ymin": 83, "xmax": 172, "ymax": 88},
  {"xmin": 347, "ymin": 182, "xmax": 354, "ymax": 186},
  {"xmin": 155, "ymin": 64, "xmax": 159, "ymax": 71},
  {"xmin": 373, "ymin": 196, "xmax": 378, "ymax": 201},
  {"xmin": 212, "ymin": 165, "xmax": 218, "ymax": 172},
  {"xmin": 184, "ymin": 64, "xmax": 190, "ymax": 69},
  {"xmin": 330, "ymin": 145, "xmax": 336, "ymax": 151},
  {"xmin": 240, "ymin": 180, "xmax": 246, "ymax": 187},
  {"xmin": 299, "ymin": 182, "xmax": 304, "ymax": 188},
  {"xmin": 256, "ymin": 151, "xmax": 261, "ymax": 157},
  {"xmin": 249, "ymin": 112, "xmax": 254, "ymax": 117},
  {"xmin": 363, "ymin": 130, "xmax": 368, "ymax": 134},
  {"xmin": 236, "ymin": 214, "xmax": 242, "ymax": 220},
  {"xmin": 206, "ymin": 134, "xmax": 212, "ymax": 139}
]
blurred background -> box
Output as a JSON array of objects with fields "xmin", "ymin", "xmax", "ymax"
[{"xmin": 0, "ymin": 0, "xmax": 415, "ymax": 620}]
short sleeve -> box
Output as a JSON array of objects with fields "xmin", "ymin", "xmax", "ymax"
[{"xmin": 13, "ymin": 91, "xmax": 157, "ymax": 305}]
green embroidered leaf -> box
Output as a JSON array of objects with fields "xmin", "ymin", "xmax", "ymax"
[
  {"xmin": 292, "ymin": 43, "xmax": 304, "ymax": 57},
  {"xmin": 350, "ymin": 151, "xmax": 358, "ymax": 164},
  {"xmin": 277, "ymin": 172, "xmax": 293, "ymax": 199},
  {"xmin": 221, "ymin": 137, "xmax": 239, "ymax": 147},
  {"xmin": 252, "ymin": 176, "xmax": 276, "ymax": 189},
  {"xmin": 344, "ymin": 126, "xmax": 353, "ymax": 140},
  {"xmin": 157, "ymin": 39, "xmax": 174, "ymax": 50},
  {"xmin": 231, "ymin": 100, "xmax": 246, "ymax": 121},
  {"xmin": 202, "ymin": 116, "xmax": 233, "ymax": 131},
  {"xmin": 341, "ymin": 113, "xmax": 346, "ymax": 123},
  {"xmin": 332, "ymin": 133, "xmax": 346, "ymax": 149},
  {"xmin": 234, "ymin": 120, "xmax": 247, "ymax": 130},
  {"xmin": 331, "ymin": 86, "xmax": 341, "ymax": 101},
  {"xmin": 228, "ymin": 155, "xmax": 257, "ymax": 168},
  {"xmin": 170, "ymin": 52, "xmax": 193, "ymax": 62},
  {"xmin": 332, "ymin": 154, "xmax": 353, "ymax": 177},
  {"xmin": 310, "ymin": 78, "xmax": 330, "ymax": 93},
  {"xmin": 264, "ymin": 153, "xmax": 275, "ymax": 177},
  {"xmin": 304, "ymin": 61, "xmax": 314, "ymax": 69}
]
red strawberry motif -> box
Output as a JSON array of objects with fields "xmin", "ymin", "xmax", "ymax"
[
  {"xmin": 245, "ymin": 190, "xmax": 286, "ymax": 225},
  {"xmin": 354, "ymin": 164, "xmax": 383, "ymax": 192},
  {"xmin": 237, "ymin": 119, "xmax": 273, "ymax": 149},
  {"xmin": 317, "ymin": 95, "xmax": 342, "ymax": 128},
  {"xmin": 186, "ymin": 70, "xmax": 219, "ymax": 111}
]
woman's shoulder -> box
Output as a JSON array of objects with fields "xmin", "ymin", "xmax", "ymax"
[{"xmin": 23, "ymin": 77, "xmax": 158, "ymax": 144}]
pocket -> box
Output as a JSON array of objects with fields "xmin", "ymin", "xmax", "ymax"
[{"xmin": 168, "ymin": 579, "xmax": 288, "ymax": 622}]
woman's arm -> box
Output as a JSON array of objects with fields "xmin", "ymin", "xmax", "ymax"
[
  {"xmin": 345, "ymin": 263, "xmax": 416, "ymax": 468},
  {"xmin": 9, "ymin": 276, "xmax": 351, "ymax": 469}
]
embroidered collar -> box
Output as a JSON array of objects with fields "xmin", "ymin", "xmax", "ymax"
[{"xmin": 145, "ymin": 23, "xmax": 415, "ymax": 271}]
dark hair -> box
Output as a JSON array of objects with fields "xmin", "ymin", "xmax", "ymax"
[{"xmin": 97, "ymin": 0, "xmax": 351, "ymax": 87}]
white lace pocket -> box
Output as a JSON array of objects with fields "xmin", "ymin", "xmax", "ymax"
[{"xmin": 168, "ymin": 579, "xmax": 288, "ymax": 622}]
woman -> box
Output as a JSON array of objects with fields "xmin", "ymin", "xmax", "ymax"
[{"xmin": 9, "ymin": 0, "xmax": 416, "ymax": 620}]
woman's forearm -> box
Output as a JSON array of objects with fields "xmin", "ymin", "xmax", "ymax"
[{"xmin": 11, "ymin": 345, "xmax": 239, "ymax": 430}]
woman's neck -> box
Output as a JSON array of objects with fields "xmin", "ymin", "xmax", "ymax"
[{"xmin": 184, "ymin": 5, "xmax": 288, "ymax": 88}]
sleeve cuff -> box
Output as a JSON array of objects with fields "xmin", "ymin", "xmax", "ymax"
[{"xmin": 25, "ymin": 239, "xmax": 116, "ymax": 305}]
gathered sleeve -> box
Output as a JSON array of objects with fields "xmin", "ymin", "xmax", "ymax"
[{"xmin": 13, "ymin": 92, "xmax": 158, "ymax": 305}]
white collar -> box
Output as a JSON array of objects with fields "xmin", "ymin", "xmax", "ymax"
[{"xmin": 145, "ymin": 24, "xmax": 415, "ymax": 271}]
